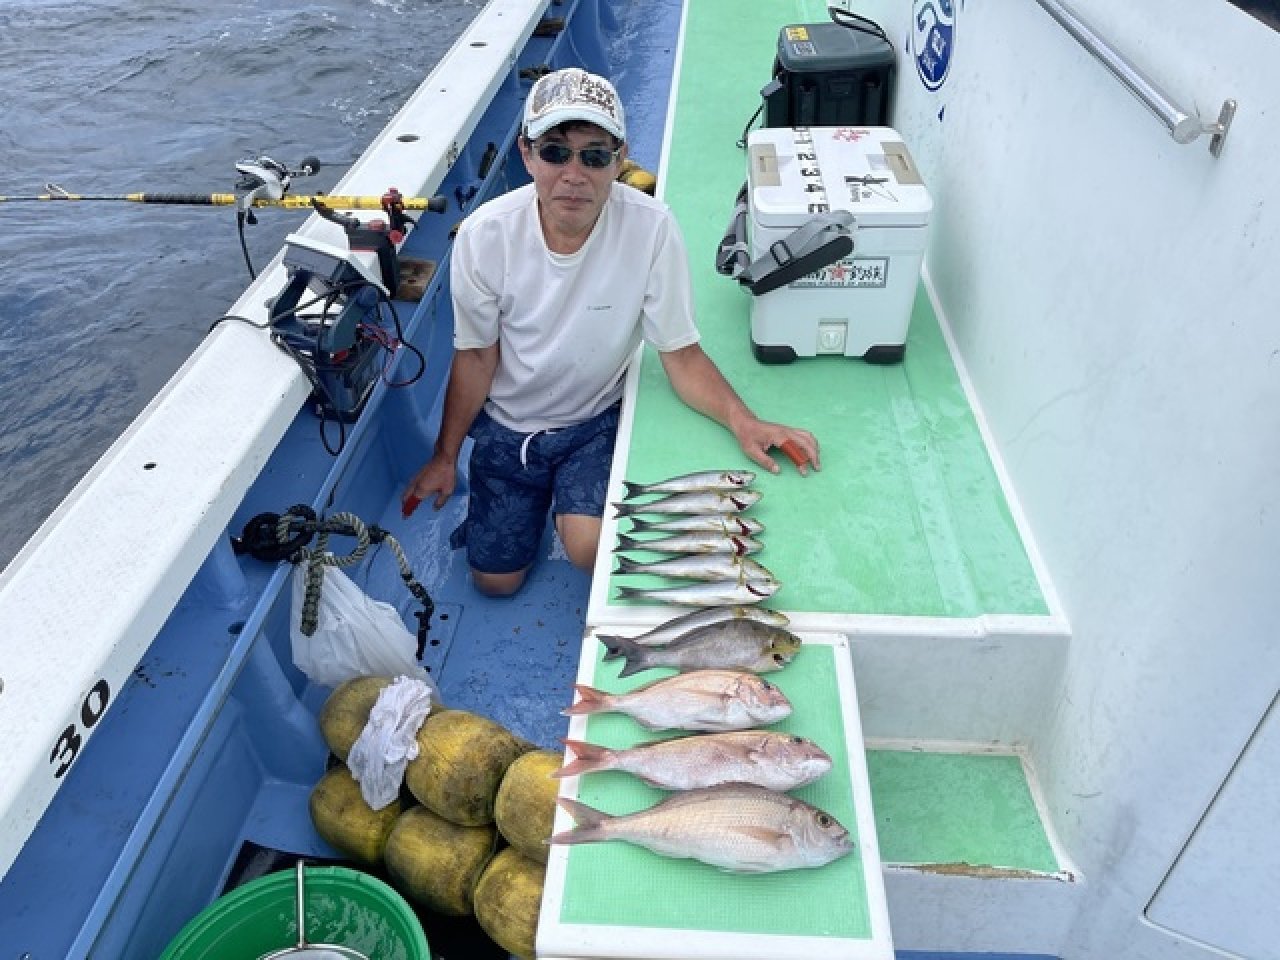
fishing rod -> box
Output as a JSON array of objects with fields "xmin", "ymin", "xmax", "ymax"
[
  {"xmin": 1, "ymin": 153, "xmax": 450, "ymax": 280},
  {"xmin": 0, "ymin": 184, "xmax": 448, "ymax": 211}
]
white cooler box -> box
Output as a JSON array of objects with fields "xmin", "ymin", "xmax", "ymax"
[{"xmin": 745, "ymin": 126, "xmax": 931, "ymax": 363}]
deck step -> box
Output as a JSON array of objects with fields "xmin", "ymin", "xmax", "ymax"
[{"xmin": 868, "ymin": 746, "xmax": 1064, "ymax": 877}]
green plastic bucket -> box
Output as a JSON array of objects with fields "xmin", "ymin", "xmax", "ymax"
[{"xmin": 159, "ymin": 865, "xmax": 429, "ymax": 960}]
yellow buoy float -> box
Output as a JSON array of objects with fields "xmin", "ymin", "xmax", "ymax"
[
  {"xmin": 404, "ymin": 709, "xmax": 533, "ymax": 826},
  {"xmin": 308, "ymin": 764, "xmax": 402, "ymax": 866},
  {"xmin": 317, "ymin": 675, "xmax": 395, "ymax": 762},
  {"xmin": 473, "ymin": 847, "xmax": 547, "ymax": 960},
  {"xmin": 383, "ymin": 805, "xmax": 498, "ymax": 916},
  {"xmin": 494, "ymin": 749, "xmax": 562, "ymax": 864}
]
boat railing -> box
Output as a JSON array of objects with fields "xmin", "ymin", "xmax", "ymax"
[{"xmin": 1032, "ymin": 0, "xmax": 1236, "ymax": 157}]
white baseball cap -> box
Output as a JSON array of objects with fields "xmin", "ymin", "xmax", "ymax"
[{"xmin": 523, "ymin": 68, "xmax": 626, "ymax": 143}]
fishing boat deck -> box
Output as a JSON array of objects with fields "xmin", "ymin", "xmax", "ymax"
[
  {"xmin": 0, "ymin": 0, "xmax": 1073, "ymax": 957},
  {"xmin": 593, "ymin": 0, "xmax": 1052, "ymax": 627}
]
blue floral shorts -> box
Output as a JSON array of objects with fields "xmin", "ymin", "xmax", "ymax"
[{"xmin": 450, "ymin": 403, "xmax": 620, "ymax": 573}]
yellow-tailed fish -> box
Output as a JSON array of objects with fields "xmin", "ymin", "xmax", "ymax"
[
  {"xmin": 599, "ymin": 618, "xmax": 799, "ymax": 677},
  {"xmin": 594, "ymin": 605, "xmax": 790, "ymax": 649}
]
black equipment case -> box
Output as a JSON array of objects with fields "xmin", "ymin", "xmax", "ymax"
[{"xmin": 761, "ymin": 9, "xmax": 895, "ymax": 128}]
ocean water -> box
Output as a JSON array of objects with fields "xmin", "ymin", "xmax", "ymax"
[{"xmin": 0, "ymin": 0, "xmax": 481, "ymax": 569}]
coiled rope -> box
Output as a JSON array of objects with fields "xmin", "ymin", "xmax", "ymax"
[{"xmin": 233, "ymin": 505, "xmax": 434, "ymax": 654}]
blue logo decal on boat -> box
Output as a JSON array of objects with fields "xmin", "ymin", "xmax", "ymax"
[{"xmin": 912, "ymin": 0, "xmax": 955, "ymax": 91}]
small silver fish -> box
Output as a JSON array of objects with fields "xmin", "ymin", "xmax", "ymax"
[
  {"xmin": 630, "ymin": 514, "xmax": 766, "ymax": 537},
  {"xmin": 553, "ymin": 730, "xmax": 833, "ymax": 791},
  {"xmin": 622, "ymin": 470, "xmax": 756, "ymax": 499},
  {"xmin": 615, "ymin": 578, "xmax": 780, "ymax": 607},
  {"xmin": 615, "ymin": 531, "xmax": 763, "ymax": 556},
  {"xmin": 595, "ymin": 606, "xmax": 791, "ymax": 648},
  {"xmin": 613, "ymin": 554, "xmax": 774, "ymax": 584},
  {"xmin": 614, "ymin": 489, "xmax": 762, "ymax": 517},
  {"xmin": 562, "ymin": 669, "xmax": 792, "ymax": 731},
  {"xmin": 600, "ymin": 618, "xmax": 800, "ymax": 677},
  {"xmin": 550, "ymin": 783, "xmax": 855, "ymax": 873}
]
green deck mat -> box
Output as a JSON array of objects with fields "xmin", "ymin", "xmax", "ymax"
[
  {"xmin": 612, "ymin": 0, "xmax": 1047, "ymax": 618},
  {"xmin": 558, "ymin": 643, "xmax": 873, "ymax": 939},
  {"xmin": 867, "ymin": 749, "xmax": 1060, "ymax": 874}
]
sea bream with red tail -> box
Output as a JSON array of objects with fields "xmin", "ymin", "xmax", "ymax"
[
  {"xmin": 554, "ymin": 730, "xmax": 832, "ymax": 791},
  {"xmin": 562, "ymin": 669, "xmax": 792, "ymax": 732},
  {"xmin": 550, "ymin": 783, "xmax": 854, "ymax": 873}
]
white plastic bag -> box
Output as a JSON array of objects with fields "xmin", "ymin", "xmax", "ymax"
[
  {"xmin": 347, "ymin": 675, "xmax": 434, "ymax": 810},
  {"xmin": 289, "ymin": 564, "xmax": 431, "ymax": 689}
]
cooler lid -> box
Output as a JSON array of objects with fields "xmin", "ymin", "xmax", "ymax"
[{"xmin": 747, "ymin": 126, "xmax": 932, "ymax": 229}]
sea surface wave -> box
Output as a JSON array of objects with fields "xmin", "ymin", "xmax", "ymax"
[{"xmin": 0, "ymin": 0, "xmax": 480, "ymax": 567}]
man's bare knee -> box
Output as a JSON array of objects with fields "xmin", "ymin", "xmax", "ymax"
[
  {"xmin": 471, "ymin": 568, "xmax": 528, "ymax": 597},
  {"xmin": 556, "ymin": 514, "xmax": 601, "ymax": 572}
]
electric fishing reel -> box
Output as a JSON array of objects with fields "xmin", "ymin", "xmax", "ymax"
[{"xmin": 234, "ymin": 154, "xmax": 320, "ymax": 224}]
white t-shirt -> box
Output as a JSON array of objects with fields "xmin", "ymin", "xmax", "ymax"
[{"xmin": 450, "ymin": 181, "xmax": 700, "ymax": 433}]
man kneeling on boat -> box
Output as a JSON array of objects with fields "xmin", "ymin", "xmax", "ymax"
[{"xmin": 402, "ymin": 68, "xmax": 819, "ymax": 596}]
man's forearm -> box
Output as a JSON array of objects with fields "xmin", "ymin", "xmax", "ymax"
[
  {"xmin": 660, "ymin": 344, "xmax": 755, "ymax": 438},
  {"xmin": 434, "ymin": 346, "xmax": 498, "ymax": 461}
]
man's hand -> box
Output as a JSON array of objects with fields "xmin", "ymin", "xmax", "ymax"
[
  {"xmin": 659, "ymin": 344, "xmax": 821, "ymax": 477},
  {"xmin": 731, "ymin": 414, "xmax": 821, "ymax": 477},
  {"xmin": 402, "ymin": 455, "xmax": 458, "ymax": 516}
]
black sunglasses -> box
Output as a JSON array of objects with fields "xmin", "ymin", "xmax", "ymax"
[{"xmin": 533, "ymin": 141, "xmax": 621, "ymax": 169}]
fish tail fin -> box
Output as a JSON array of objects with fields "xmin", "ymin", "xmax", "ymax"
[
  {"xmin": 598, "ymin": 634, "xmax": 649, "ymax": 676},
  {"xmin": 549, "ymin": 796, "xmax": 613, "ymax": 845},
  {"xmin": 612, "ymin": 555, "xmax": 642, "ymax": 576},
  {"xmin": 598, "ymin": 633, "xmax": 639, "ymax": 661},
  {"xmin": 621, "ymin": 481, "xmax": 645, "ymax": 500},
  {"xmin": 595, "ymin": 633, "xmax": 625, "ymax": 660},
  {"xmin": 613, "ymin": 533, "xmax": 641, "ymax": 553},
  {"xmin": 612, "ymin": 501, "xmax": 636, "ymax": 517},
  {"xmin": 562, "ymin": 683, "xmax": 611, "ymax": 716},
  {"xmin": 629, "ymin": 517, "xmax": 658, "ymax": 533},
  {"xmin": 616, "ymin": 657, "xmax": 649, "ymax": 679},
  {"xmin": 614, "ymin": 585, "xmax": 647, "ymax": 602},
  {"xmin": 553, "ymin": 738, "xmax": 614, "ymax": 778}
]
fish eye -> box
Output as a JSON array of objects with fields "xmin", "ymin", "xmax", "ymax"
[
  {"xmin": 818, "ymin": 813, "xmax": 832, "ymax": 827},
  {"xmin": 789, "ymin": 735, "xmax": 803, "ymax": 744},
  {"xmin": 772, "ymin": 653, "xmax": 785, "ymax": 664}
]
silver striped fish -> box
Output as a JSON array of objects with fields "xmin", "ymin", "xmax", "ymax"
[
  {"xmin": 614, "ymin": 489, "xmax": 762, "ymax": 517},
  {"xmin": 629, "ymin": 514, "xmax": 765, "ymax": 536},
  {"xmin": 615, "ymin": 577, "xmax": 780, "ymax": 606},
  {"xmin": 613, "ymin": 554, "xmax": 774, "ymax": 584},
  {"xmin": 615, "ymin": 531, "xmax": 763, "ymax": 557},
  {"xmin": 622, "ymin": 469, "xmax": 756, "ymax": 499}
]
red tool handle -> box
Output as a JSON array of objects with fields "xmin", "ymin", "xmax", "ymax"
[{"xmin": 778, "ymin": 438, "xmax": 807, "ymax": 468}]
